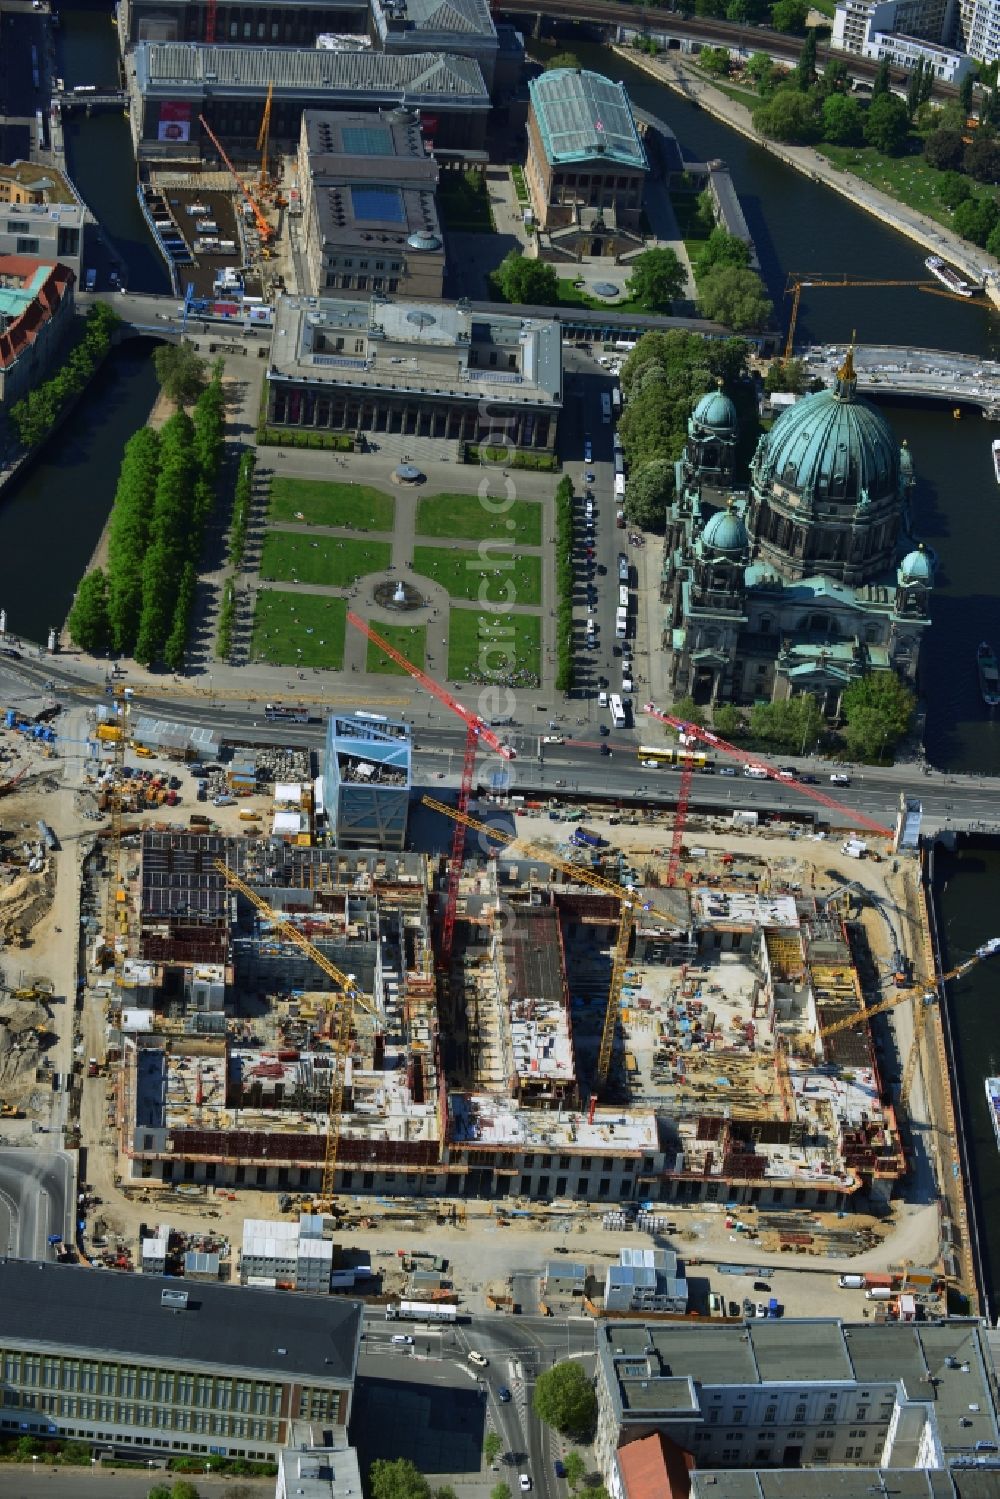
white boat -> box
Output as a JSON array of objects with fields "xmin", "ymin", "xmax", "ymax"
[
  {"xmin": 985, "ymin": 1077, "xmax": 1000, "ymax": 1150},
  {"xmin": 925, "ymin": 255, "xmax": 974, "ymax": 298},
  {"xmin": 992, "ymin": 439, "xmax": 1000, "ymax": 485}
]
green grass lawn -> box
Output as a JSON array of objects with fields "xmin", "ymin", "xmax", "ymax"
[
  {"xmin": 260, "ymin": 531, "xmax": 391, "ymax": 587},
  {"xmin": 366, "ymin": 621, "xmax": 427, "ymax": 675},
  {"xmin": 447, "ymin": 606, "xmax": 542, "ymax": 684},
  {"xmin": 250, "ymin": 590, "xmax": 346, "ymax": 669},
  {"xmin": 415, "ymin": 492, "xmax": 543, "ymax": 545},
  {"xmin": 268, "ymin": 478, "xmax": 395, "ymax": 531},
  {"xmin": 412, "ymin": 545, "xmax": 542, "ymax": 606},
  {"xmin": 815, "ymin": 141, "xmax": 995, "ymax": 231}
]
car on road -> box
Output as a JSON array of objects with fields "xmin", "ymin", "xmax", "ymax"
[
  {"xmin": 799, "ymin": 773, "xmax": 818, "ymax": 783},
  {"xmin": 542, "ymin": 735, "xmax": 564, "ymax": 744},
  {"xmin": 641, "ymin": 759, "xmax": 660, "ymax": 769},
  {"xmin": 600, "ymin": 744, "xmax": 611, "ymax": 756},
  {"xmin": 520, "ymin": 1477, "xmax": 532, "ymax": 1492},
  {"xmin": 498, "ymin": 1387, "xmax": 512, "ymax": 1402},
  {"xmin": 596, "ymin": 563, "xmax": 607, "ymax": 575},
  {"xmin": 719, "ymin": 766, "xmax": 738, "ymax": 777},
  {"xmin": 777, "ymin": 767, "xmax": 796, "ymax": 779},
  {"xmin": 599, "ymin": 725, "xmax": 610, "ymax": 736},
  {"xmin": 554, "ymin": 1461, "xmax": 566, "ymax": 1478},
  {"xmin": 468, "ymin": 1350, "xmax": 489, "ymax": 1367},
  {"xmin": 391, "ymin": 1334, "xmax": 414, "ymax": 1345}
]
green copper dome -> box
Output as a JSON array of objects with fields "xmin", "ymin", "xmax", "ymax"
[
  {"xmin": 703, "ymin": 505, "xmax": 748, "ymax": 554},
  {"xmin": 752, "ymin": 355, "xmax": 899, "ymax": 504},
  {"xmin": 693, "ymin": 387, "xmax": 738, "ymax": 433},
  {"xmin": 899, "ymin": 544, "xmax": 933, "ymax": 583}
]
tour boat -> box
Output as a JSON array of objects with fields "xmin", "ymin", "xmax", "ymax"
[
  {"xmin": 925, "ymin": 255, "xmax": 974, "ymax": 297},
  {"xmin": 992, "ymin": 438, "xmax": 1000, "ymax": 485},
  {"xmin": 985, "ymin": 1077, "xmax": 1000, "ymax": 1151},
  {"xmin": 977, "ymin": 641, "xmax": 1000, "ymax": 709}
]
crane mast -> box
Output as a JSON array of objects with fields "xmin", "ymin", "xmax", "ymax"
[{"xmin": 198, "ymin": 114, "xmax": 273, "ymax": 244}]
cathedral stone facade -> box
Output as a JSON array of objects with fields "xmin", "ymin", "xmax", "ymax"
[{"xmin": 660, "ymin": 354, "xmax": 932, "ymax": 715}]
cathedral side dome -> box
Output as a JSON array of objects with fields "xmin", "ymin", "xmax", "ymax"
[
  {"xmin": 751, "ymin": 351, "xmax": 899, "ymax": 504},
  {"xmin": 693, "ymin": 387, "xmax": 738, "ymax": 433},
  {"xmin": 703, "ymin": 504, "xmax": 748, "ymax": 554},
  {"xmin": 899, "ymin": 543, "xmax": 934, "ymax": 584}
]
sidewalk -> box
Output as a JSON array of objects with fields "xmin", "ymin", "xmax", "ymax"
[{"xmin": 616, "ymin": 46, "xmax": 1000, "ymax": 297}]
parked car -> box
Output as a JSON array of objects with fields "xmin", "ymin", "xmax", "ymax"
[
  {"xmin": 520, "ymin": 1478, "xmax": 532, "ymax": 1492},
  {"xmin": 755, "ymin": 1303, "xmax": 768, "ymax": 1318},
  {"xmin": 554, "ymin": 1461, "xmax": 566, "ymax": 1479}
]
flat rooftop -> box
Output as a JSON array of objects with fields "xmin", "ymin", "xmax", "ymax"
[
  {"xmin": 269, "ymin": 295, "xmax": 562, "ymax": 408},
  {"xmin": 0, "ymin": 1258, "xmax": 361, "ymax": 1383},
  {"xmin": 450, "ymin": 1095, "xmax": 658, "ymax": 1151},
  {"xmin": 692, "ymin": 887, "xmax": 800, "ymax": 929}
]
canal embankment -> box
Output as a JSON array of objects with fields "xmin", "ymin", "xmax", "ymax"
[{"xmin": 614, "ymin": 45, "xmax": 1000, "ymax": 309}]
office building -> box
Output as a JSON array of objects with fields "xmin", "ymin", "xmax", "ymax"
[
  {"xmin": 0, "ymin": 256, "xmax": 76, "ymax": 407},
  {"xmin": 323, "ymin": 713, "xmax": 411, "ymax": 849},
  {"xmin": 862, "ymin": 23, "xmax": 973, "ymax": 76},
  {"xmin": 264, "ymin": 294, "xmax": 562, "ymax": 452},
  {"xmin": 0, "ymin": 164, "xmax": 84, "ymax": 283},
  {"xmin": 0, "ymin": 1258, "xmax": 361, "ymax": 1462},
  {"xmin": 297, "ymin": 110, "xmax": 444, "ymax": 301},
  {"xmin": 240, "ymin": 1216, "xmax": 335, "ymax": 1292},
  {"xmin": 525, "ymin": 69, "xmax": 648, "ymax": 258},
  {"xmin": 831, "ymin": 0, "xmax": 955, "ymax": 52},
  {"xmin": 276, "ymin": 1424, "xmax": 363, "ymax": 1499},
  {"xmin": 597, "ymin": 1318, "xmax": 1000, "ymax": 1494}
]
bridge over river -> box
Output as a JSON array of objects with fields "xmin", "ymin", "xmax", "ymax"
[{"xmin": 800, "ymin": 344, "xmax": 1000, "ymax": 415}]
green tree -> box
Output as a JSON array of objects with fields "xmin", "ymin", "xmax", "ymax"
[
  {"xmin": 821, "ymin": 93, "xmax": 862, "ymax": 145},
  {"xmin": 698, "ymin": 265, "xmax": 773, "ymax": 332},
  {"xmin": 872, "ymin": 55, "xmax": 891, "ymax": 98},
  {"xmin": 370, "ymin": 1459, "xmax": 434, "ymax": 1499},
  {"xmin": 745, "ymin": 51, "xmax": 779, "ymax": 95},
  {"xmin": 625, "ymin": 458, "xmax": 673, "ymax": 531},
  {"xmin": 697, "ymin": 225, "xmax": 751, "ymax": 274},
  {"xmin": 841, "ymin": 672, "xmax": 915, "ymax": 758},
  {"xmin": 626, "ymin": 248, "xmax": 687, "ymax": 310},
  {"xmin": 863, "ymin": 93, "xmax": 909, "ymax": 153},
  {"xmin": 545, "ymin": 50, "xmax": 581, "ymax": 70},
  {"xmin": 484, "ymin": 1433, "xmax": 503, "ymax": 1466},
  {"xmin": 563, "ymin": 1453, "xmax": 587, "ymax": 1492},
  {"xmin": 905, "ymin": 56, "xmax": 925, "ymax": 120},
  {"xmin": 713, "ymin": 702, "xmax": 745, "ymax": 736},
  {"xmin": 670, "ymin": 696, "xmax": 706, "ymax": 727},
  {"xmin": 953, "ymin": 193, "xmax": 999, "ymax": 244},
  {"xmin": 985, "ymin": 220, "xmax": 1000, "ymax": 257},
  {"xmin": 965, "ymin": 132, "xmax": 1000, "ymax": 182},
  {"xmin": 67, "ymin": 568, "xmax": 110, "ymax": 653},
  {"xmin": 816, "ymin": 57, "xmax": 848, "ymax": 98},
  {"xmin": 699, "ymin": 45, "xmax": 732, "ymax": 76},
  {"xmin": 796, "ymin": 28, "xmax": 817, "ymax": 90},
  {"xmin": 533, "ymin": 1361, "xmax": 597, "ymax": 1439},
  {"xmin": 694, "ymin": 0, "xmax": 727, "ymax": 15},
  {"xmin": 153, "ymin": 341, "xmax": 207, "ymax": 406},
  {"xmin": 492, "ymin": 1486, "xmax": 510, "ymax": 1499},
  {"xmin": 753, "ymin": 87, "xmax": 820, "ymax": 143},
  {"xmin": 750, "ymin": 694, "xmax": 824, "ymax": 751},
  {"xmin": 938, "ymin": 169, "xmax": 973, "ymax": 208},
  {"xmin": 960, "ymin": 69, "xmax": 975, "ymax": 115},
  {"xmin": 169, "ymin": 1484, "xmax": 202, "ymax": 1499},
  {"xmin": 924, "ymin": 127, "xmax": 967, "ymax": 171},
  {"xmin": 764, "ymin": 357, "xmax": 806, "ymax": 393},
  {"xmin": 771, "ymin": 0, "xmax": 808, "ymax": 30},
  {"xmin": 493, "ymin": 251, "xmax": 559, "ymax": 306}
]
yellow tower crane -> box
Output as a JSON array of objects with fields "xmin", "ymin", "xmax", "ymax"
[
  {"xmin": 819, "ymin": 937, "xmax": 1000, "ymax": 1111},
  {"xmin": 782, "ymin": 272, "xmax": 979, "ymax": 360},
  {"xmin": 213, "ymin": 859, "xmax": 378, "ymax": 1209},
  {"xmin": 257, "ymin": 81, "xmax": 273, "ymax": 197},
  {"xmin": 102, "ymin": 686, "xmax": 131, "ymax": 994},
  {"xmin": 421, "ymin": 796, "xmax": 678, "ymax": 1091}
]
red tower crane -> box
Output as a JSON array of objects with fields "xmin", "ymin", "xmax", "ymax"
[
  {"xmin": 346, "ymin": 612, "xmax": 515, "ymax": 966},
  {"xmin": 642, "ymin": 701, "xmax": 894, "ymax": 884}
]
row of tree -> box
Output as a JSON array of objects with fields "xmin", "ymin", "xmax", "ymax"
[
  {"xmin": 554, "ymin": 475, "xmax": 575, "ymax": 693},
  {"xmin": 229, "ymin": 451, "xmax": 255, "ymax": 568},
  {"xmin": 68, "ymin": 358, "xmax": 224, "ymax": 669},
  {"xmin": 673, "ymin": 673, "xmax": 916, "ymax": 758},
  {"xmin": 9, "ymin": 302, "xmax": 118, "ymax": 451},
  {"xmin": 617, "ymin": 330, "xmax": 752, "ymax": 532}
]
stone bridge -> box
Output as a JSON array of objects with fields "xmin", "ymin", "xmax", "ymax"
[{"xmin": 802, "ymin": 343, "xmax": 1000, "ymax": 415}]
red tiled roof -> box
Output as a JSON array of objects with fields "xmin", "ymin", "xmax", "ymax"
[
  {"xmin": 618, "ymin": 1432, "xmax": 695, "ymax": 1499},
  {"xmin": 0, "ymin": 257, "xmax": 74, "ymax": 371}
]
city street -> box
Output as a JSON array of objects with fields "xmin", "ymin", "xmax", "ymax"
[{"xmin": 0, "ymin": 1150, "xmax": 74, "ymax": 1259}]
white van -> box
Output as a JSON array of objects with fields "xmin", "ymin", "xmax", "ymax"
[
  {"xmin": 830, "ymin": 773, "xmax": 852, "ymax": 786},
  {"xmin": 622, "ymin": 675, "xmax": 633, "ymax": 693},
  {"xmin": 744, "ymin": 765, "xmax": 768, "ymax": 779},
  {"xmin": 586, "ymin": 618, "xmax": 596, "ymax": 637},
  {"xmin": 598, "ymin": 690, "xmax": 608, "ymax": 708}
]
